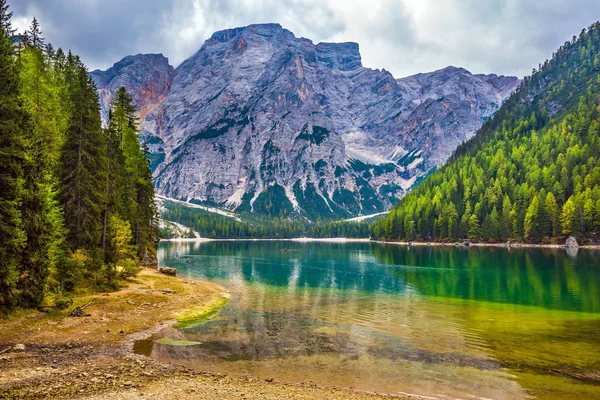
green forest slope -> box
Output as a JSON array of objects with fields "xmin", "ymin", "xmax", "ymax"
[
  {"xmin": 0, "ymin": 2, "xmax": 156, "ymax": 309},
  {"xmin": 373, "ymin": 23, "xmax": 600, "ymax": 244}
]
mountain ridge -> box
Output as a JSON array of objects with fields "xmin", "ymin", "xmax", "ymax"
[{"xmin": 90, "ymin": 23, "xmax": 519, "ymax": 220}]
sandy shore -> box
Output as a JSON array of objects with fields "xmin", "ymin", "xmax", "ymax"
[{"xmin": 0, "ymin": 268, "xmax": 404, "ymax": 400}]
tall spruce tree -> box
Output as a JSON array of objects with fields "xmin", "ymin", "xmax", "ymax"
[
  {"xmin": 107, "ymin": 87, "xmax": 156, "ymax": 259},
  {"xmin": 0, "ymin": 0, "xmax": 15, "ymax": 36},
  {"xmin": 100, "ymin": 105, "xmax": 128, "ymax": 267},
  {"xmin": 17, "ymin": 19, "xmax": 69, "ymax": 306},
  {"xmin": 24, "ymin": 17, "xmax": 44, "ymax": 49},
  {"xmin": 59, "ymin": 58, "xmax": 107, "ymax": 253},
  {"xmin": 0, "ymin": 7, "xmax": 27, "ymax": 306}
]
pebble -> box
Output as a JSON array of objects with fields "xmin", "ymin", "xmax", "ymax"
[{"xmin": 13, "ymin": 343, "xmax": 25, "ymax": 351}]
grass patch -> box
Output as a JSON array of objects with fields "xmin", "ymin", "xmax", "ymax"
[
  {"xmin": 154, "ymin": 338, "xmax": 203, "ymax": 346},
  {"xmin": 174, "ymin": 297, "xmax": 230, "ymax": 329}
]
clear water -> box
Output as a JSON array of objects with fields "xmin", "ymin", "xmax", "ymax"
[{"xmin": 137, "ymin": 241, "xmax": 600, "ymax": 399}]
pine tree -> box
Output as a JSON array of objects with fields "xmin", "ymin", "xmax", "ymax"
[
  {"xmin": 59, "ymin": 60, "xmax": 107, "ymax": 252},
  {"xmin": 0, "ymin": 0, "xmax": 15, "ymax": 36},
  {"xmin": 107, "ymin": 87, "xmax": 156, "ymax": 258},
  {"xmin": 459, "ymin": 201, "xmax": 471, "ymax": 239},
  {"xmin": 500, "ymin": 196, "xmax": 513, "ymax": 240},
  {"xmin": 545, "ymin": 192, "xmax": 560, "ymax": 236},
  {"xmin": 561, "ymin": 196, "xmax": 577, "ymax": 235},
  {"xmin": 0, "ymin": 19, "xmax": 27, "ymax": 306},
  {"xmin": 17, "ymin": 34, "xmax": 69, "ymax": 306},
  {"xmin": 467, "ymin": 214, "xmax": 481, "ymax": 240},
  {"xmin": 24, "ymin": 17, "xmax": 45, "ymax": 50}
]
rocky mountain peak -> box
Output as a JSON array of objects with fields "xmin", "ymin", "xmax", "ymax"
[
  {"xmin": 91, "ymin": 53, "xmax": 173, "ymax": 122},
  {"xmin": 92, "ymin": 24, "xmax": 519, "ymax": 220},
  {"xmin": 209, "ymin": 23, "xmax": 290, "ymax": 42}
]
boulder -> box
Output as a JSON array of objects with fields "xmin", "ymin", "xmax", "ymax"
[
  {"xmin": 566, "ymin": 236, "xmax": 578, "ymax": 247},
  {"xmin": 159, "ymin": 267, "xmax": 177, "ymax": 276}
]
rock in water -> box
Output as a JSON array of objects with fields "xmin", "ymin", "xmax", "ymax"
[
  {"xmin": 566, "ymin": 237, "xmax": 578, "ymax": 247},
  {"xmin": 91, "ymin": 24, "xmax": 519, "ymax": 220},
  {"xmin": 159, "ymin": 267, "xmax": 177, "ymax": 276}
]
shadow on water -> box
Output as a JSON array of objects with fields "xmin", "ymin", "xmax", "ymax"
[{"xmin": 136, "ymin": 241, "xmax": 600, "ymax": 400}]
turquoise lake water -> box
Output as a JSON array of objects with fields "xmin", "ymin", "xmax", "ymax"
[{"xmin": 136, "ymin": 241, "xmax": 600, "ymax": 399}]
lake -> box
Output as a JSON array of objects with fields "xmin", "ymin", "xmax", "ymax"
[{"xmin": 135, "ymin": 241, "xmax": 600, "ymax": 399}]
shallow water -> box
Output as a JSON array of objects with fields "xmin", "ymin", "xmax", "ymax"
[{"xmin": 137, "ymin": 241, "xmax": 600, "ymax": 399}]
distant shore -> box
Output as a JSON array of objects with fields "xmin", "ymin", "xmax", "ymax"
[
  {"xmin": 161, "ymin": 237, "xmax": 600, "ymax": 249},
  {"xmin": 161, "ymin": 237, "xmax": 372, "ymax": 243},
  {"xmin": 373, "ymin": 240, "xmax": 600, "ymax": 250}
]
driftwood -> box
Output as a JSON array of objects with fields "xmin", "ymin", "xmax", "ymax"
[
  {"xmin": 69, "ymin": 300, "xmax": 94, "ymax": 317},
  {"xmin": 0, "ymin": 347, "xmax": 11, "ymax": 355}
]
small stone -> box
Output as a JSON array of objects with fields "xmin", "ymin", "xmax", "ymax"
[
  {"xmin": 13, "ymin": 344, "xmax": 25, "ymax": 351},
  {"xmin": 124, "ymin": 381, "xmax": 133, "ymax": 386}
]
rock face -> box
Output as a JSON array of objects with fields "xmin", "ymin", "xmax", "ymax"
[
  {"xmin": 90, "ymin": 54, "xmax": 173, "ymax": 123},
  {"xmin": 92, "ymin": 23, "xmax": 519, "ymax": 220}
]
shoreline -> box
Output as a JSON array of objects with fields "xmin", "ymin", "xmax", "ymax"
[
  {"xmin": 0, "ymin": 268, "xmax": 404, "ymax": 400},
  {"xmin": 160, "ymin": 236, "xmax": 600, "ymax": 249},
  {"xmin": 372, "ymin": 240, "xmax": 600, "ymax": 250},
  {"xmin": 161, "ymin": 237, "xmax": 372, "ymax": 243}
]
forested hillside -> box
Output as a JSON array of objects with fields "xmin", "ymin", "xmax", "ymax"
[
  {"xmin": 160, "ymin": 200, "xmax": 370, "ymax": 239},
  {"xmin": 373, "ymin": 23, "xmax": 600, "ymax": 244},
  {"xmin": 0, "ymin": 1, "xmax": 156, "ymax": 309}
]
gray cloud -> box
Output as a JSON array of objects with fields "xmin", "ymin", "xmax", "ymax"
[{"xmin": 10, "ymin": 0, "xmax": 600, "ymax": 78}]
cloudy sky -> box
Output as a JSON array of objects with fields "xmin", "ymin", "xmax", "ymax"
[{"xmin": 10, "ymin": 0, "xmax": 600, "ymax": 78}]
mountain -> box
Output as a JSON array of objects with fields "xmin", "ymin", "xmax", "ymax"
[
  {"xmin": 373, "ymin": 22, "xmax": 600, "ymax": 243},
  {"xmin": 91, "ymin": 53, "xmax": 173, "ymax": 123},
  {"xmin": 91, "ymin": 23, "xmax": 519, "ymax": 220}
]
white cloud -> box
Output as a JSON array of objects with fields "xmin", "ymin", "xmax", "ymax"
[{"xmin": 9, "ymin": 0, "xmax": 600, "ymax": 78}]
